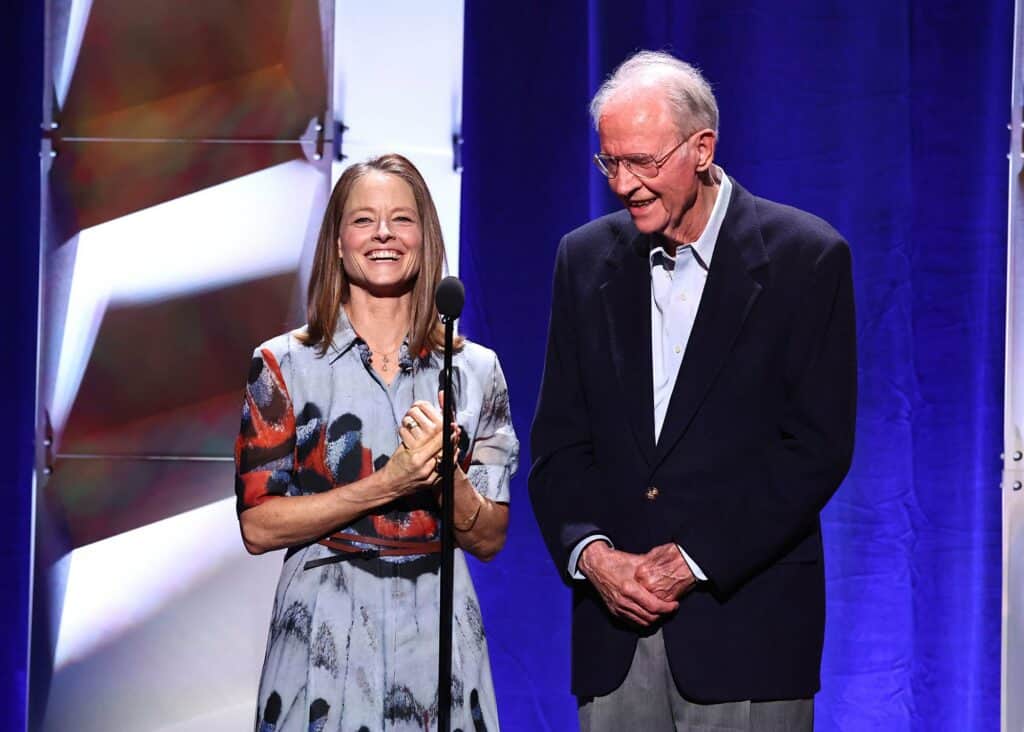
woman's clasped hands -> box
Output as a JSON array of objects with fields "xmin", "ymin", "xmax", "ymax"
[{"xmin": 383, "ymin": 400, "xmax": 459, "ymax": 496}]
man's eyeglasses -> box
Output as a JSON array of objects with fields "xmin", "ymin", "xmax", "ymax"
[{"xmin": 593, "ymin": 136, "xmax": 689, "ymax": 179}]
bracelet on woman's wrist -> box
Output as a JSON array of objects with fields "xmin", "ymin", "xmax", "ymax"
[{"xmin": 454, "ymin": 499, "xmax": 483, "ymax": 532}]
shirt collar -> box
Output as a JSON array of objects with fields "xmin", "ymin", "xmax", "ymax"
[
  {"xmin": 328, "ymin": 305, "xmax": 360, "ymax": 358},
  {"xmin": 327, "ymin": 305, "xmax": 419, "ymax": 373},
  {"xmin": 648, "ymin": 166, "xmax": 732, "ymax": 273}
]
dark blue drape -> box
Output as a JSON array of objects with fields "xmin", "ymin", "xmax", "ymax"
[
  {"xmin": 2, "ymin": 4, "xmax": 43, "ymax": 731},
  {"xmin": 461, "ymin": 1, "xmax": 1010, "ymax": 729}
]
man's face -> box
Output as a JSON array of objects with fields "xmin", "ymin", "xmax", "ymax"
[{"xmin": 597, "ymin": 88, "xmax": 705, "ymax": 243}]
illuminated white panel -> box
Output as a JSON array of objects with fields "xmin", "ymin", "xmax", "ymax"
[
  {"xmin": 50, "ymin": 233, "xmax": 108, "ymax": 437},
  {"xmin": 95, "ymin": 160, "xmax": 322, "ymax": 306},
  {"xmin": 43, "ymin": 496, "xmax": 282, "ymax": 730},
  {"xmin": 334, "ymin": 0, "xmax": 464, "ymax": 148},
  {"xmin": 333, "ymin": 0, "xmax": 464, "ymax": 273},
  {"xmin": 54, "ymin": 497, "xmax": 253, "ymax": 669}
]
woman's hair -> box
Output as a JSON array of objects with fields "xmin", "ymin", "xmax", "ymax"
[{"xmin": 300, "ymin": 153, "xmax": 454, "ymax": 357}]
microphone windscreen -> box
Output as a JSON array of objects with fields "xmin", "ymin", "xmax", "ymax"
[{"xmin": 435, "ymin": 276, "xmax": 465, "ymax": 318}]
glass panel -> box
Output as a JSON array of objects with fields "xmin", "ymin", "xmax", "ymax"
[
  {"xmin": 33, "ymin": 2, "xmax": 335, "ymax": 730},
  {"xmin": 32, "ymin": 1, "xmax": 470, "ymax": 729}
]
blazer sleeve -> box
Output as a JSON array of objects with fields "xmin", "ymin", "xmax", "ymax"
[
  {"xmin": 529, "ymin": 237, "xmax": 609, "ymax": 581},
  {"xmin": 677, "ymin": 238, "xmax": 857, "ymax": 595}
]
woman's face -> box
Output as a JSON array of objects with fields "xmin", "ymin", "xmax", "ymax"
[{"xmin": 337, "ymin": 171, "xmax": 423, "ymax": 297}]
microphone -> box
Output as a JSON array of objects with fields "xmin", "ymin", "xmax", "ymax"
[{"xmin": 435, "ymin": 276, "xmax": 465, "ymax": 319}]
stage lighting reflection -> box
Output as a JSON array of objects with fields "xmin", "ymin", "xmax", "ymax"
[{"xmin": 51, "ymin": 159, "xmax": 325, "ymax": 439}]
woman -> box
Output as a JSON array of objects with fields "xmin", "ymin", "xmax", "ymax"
[{"xmin": 234, "ymin": 154, "xmax": 517, "ymax": 731}]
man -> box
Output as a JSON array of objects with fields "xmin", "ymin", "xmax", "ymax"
[{"xmin": 529, "ymin": 50, "xmax": 856, "ymax": 731}]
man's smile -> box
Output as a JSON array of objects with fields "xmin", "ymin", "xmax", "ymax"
[{"xmin": 628, "ymin": 196, "xmax": 658, "ymax": 210}]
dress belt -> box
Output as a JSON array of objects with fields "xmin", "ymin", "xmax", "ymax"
[{"xmin": 304, "ymin": 531, "xmax": 442, "ymax": 570}]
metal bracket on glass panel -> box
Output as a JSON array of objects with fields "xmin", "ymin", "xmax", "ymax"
[
  {"xmin": 451, "ymin": 133, "xmax": 464, "ymax": 173},
  {"xmin": 40, "ymin": 120, "xmax": 60, "ymax": 159},
  {"xmin": 42, "ymin": 410, "xmax": 54, "ymax": 476},
  {"xmin": 312, "ymin": 115, "xmax": 327, "ymax": 160},
  {"xmin": 333, "ymin": 120, "xmax": 348, "ymax": 162}
]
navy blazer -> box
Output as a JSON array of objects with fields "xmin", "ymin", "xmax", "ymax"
[{"xmin": 529, "ymin": 179, "xmax": 857, "ymax": 702}]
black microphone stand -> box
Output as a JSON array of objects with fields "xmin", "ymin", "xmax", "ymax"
[
  {"xmin": 435, "ymin": 276, "xmax": 463, "ymax": 732},
  {"xmin": 437, "ymin": 310, "xmax": 455, "ymax": 732}
]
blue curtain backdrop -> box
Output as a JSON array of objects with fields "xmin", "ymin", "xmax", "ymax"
[
  {"xmin": 2, "ymin": 3, "xmax": 43, "ymax": 731},
  {"xmin": 460, "ymin": 1, "xmax": 1010, "ymax": 730}
]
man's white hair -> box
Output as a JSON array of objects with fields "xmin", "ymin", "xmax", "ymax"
[{"xmin": 589, "ymin": 50, "xmax": 719, "ymax": 138}]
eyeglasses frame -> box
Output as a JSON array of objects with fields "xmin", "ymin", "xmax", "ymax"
[{"xmin": 592, "ymin": 132, "xmax": 696, "ymax": 180}]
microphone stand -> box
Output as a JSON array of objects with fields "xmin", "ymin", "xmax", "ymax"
[{"xmin": 437, "ymin": 311, "xmax": 456, "ymax": 732}]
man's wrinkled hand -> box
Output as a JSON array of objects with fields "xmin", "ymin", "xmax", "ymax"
[
  {"xmin": 634, "ymin": 543, "xmax": 697, "ymax": 602},
  {"xmin": 579, "ymin": 542, "xmax": 678, "ymax": 626}
]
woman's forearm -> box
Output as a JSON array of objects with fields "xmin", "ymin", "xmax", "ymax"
[
  {"xmin": 240, "ymin": 430, "xmax": 445, "ymax": 554},
  {"xmin": 240, "ymin": 469, "xmax": 409, "ymax": 554},
  {"xmin": 450, "ymin": 470, "xmax": 509, "ymax": 562}
]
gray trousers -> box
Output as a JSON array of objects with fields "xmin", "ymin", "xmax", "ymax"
[{"xmin": 578, "ymin": 630, "xmax": 814, "ymax": 732}]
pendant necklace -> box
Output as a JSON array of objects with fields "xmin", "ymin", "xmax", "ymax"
[{"xmin": 369, "ymin": 339, "xmax": 403, "ymax": 373}]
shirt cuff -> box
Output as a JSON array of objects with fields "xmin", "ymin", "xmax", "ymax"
[
  {"xmin": 568, "ymin": 535, "xmax": 613, "ymax": 580},
  {"xmin": 677, "ymin": 544, "xmax": 707, "ymax": 581}
]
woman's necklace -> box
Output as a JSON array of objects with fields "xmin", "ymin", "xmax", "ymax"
[
  {"xmin": 375, "ymin": 347, "xmax": 399, "ymax": 373},
  {"xmin": 366, "ymin": 337, "xmax": 405, "ymax": 373}
]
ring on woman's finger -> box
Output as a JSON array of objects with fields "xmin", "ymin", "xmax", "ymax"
[{"xmin": 402, "ymin": 417, "xmax": 417, "ymax": 430}]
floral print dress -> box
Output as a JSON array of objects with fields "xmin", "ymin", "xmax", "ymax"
[{"xmin": 235, "ymin": 311, "xmax": 518, "ymax": 732}]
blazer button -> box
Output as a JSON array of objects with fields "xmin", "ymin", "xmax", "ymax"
[{"xmin": 645, "ymin": 486, "xmax": 659, "ymax": 501}]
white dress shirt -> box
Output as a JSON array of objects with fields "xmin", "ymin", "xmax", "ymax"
[{"xmin": 569, "ymin": 169, "xmax": 733, "ymax": 581}]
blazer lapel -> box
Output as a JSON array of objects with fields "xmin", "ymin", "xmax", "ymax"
[
  {"xmin": 600, "ymin": 226, "xmax": 656, "ymax": 465},
  {"xmin": 652, "ymin": 181, "xmax": 769, "ymax": 467}
]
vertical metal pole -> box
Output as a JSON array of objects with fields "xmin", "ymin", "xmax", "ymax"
[
  {"xmin": 437, "ymin": 315, "xmax": 455, "ymax": 732},
  {"xmin": 1003, "ymin": 2, "xmax": 1024, "ymax": 729},
  {"xmin": 27, "ymin": 2, "xmax": 53, "ymax": 729}
]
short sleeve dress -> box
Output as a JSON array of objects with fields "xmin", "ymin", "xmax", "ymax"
[{"xmin": 234, "ymin": 310, "xmax": 518, "ymax": 732}]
